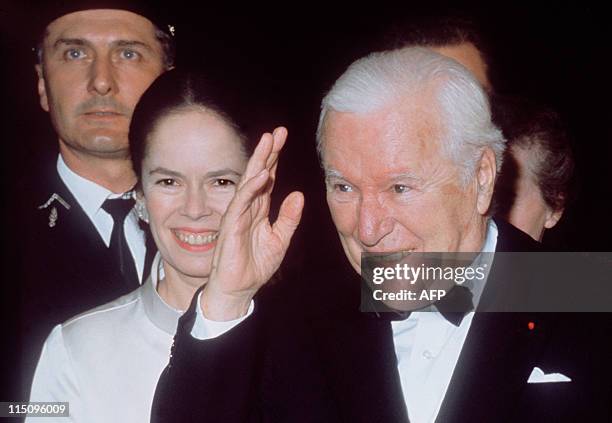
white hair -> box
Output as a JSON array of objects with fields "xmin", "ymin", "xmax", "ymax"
[{"xmin": 316, "ymin": 47, "xmax": 505, "ymax": 186}]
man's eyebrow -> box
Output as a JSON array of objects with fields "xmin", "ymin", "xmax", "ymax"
[
  {"xmin": 324, "ymin": 169, "xmax": 344, "ymax": 179},
  {"xmin": 53, "ymin": 38, "xmax": 87, "ymax": 49},
  {"xmin": 388, "ymin": 172, "xmax": 421, "ymax": 182},
  {"xmin": 323, "ymin": 169, "xmax": 421, "ymax": 183},
  {"xmin": 113, "ymin": 40, "xmax": 155, "ymax": 52}
]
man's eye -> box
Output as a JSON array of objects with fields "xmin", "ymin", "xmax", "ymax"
[
  {"xmin": 213, "ymin": 179, "xmax": 235, "ymax": 187},
  {"xmin": 64, "ymin": 48, "xmax": 86, "ymax": 60},
  {"xmin": 120, "ymin": 49, "xmax": 141, "ymax": 60},
  {"xmin": 393, "ymin": 184, "xmax": 410, "ymax": 194},
  {"xmin": 335, "ymin": 184, "xmax": 352, "ymax": 193},
  {"xmin": 156, "ymin": 178, "xmax": 177, "ymax": 186}
]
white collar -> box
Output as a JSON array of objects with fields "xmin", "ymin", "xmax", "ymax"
[
  {"xmin": 141, "ymin": 253, "xmax": 183, "ymax": 335},
  {"xmin": 465, "ymin": 218, "xmax": 498, "ymax": 308},
  {"xmin": 56, "ymin": 154, "xmax": 128, "ymax": 220},
  {"xmin": 482, "ymin": 219, "xmax": 498, "ymax": 253}
]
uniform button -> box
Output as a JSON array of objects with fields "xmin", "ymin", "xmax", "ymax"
[{"xmin": 422, "ymin": 350, "xmax": 434, "ymax": 359}]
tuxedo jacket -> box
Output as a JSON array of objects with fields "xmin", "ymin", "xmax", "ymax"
[
  {"xmin": 152, "ymin": 219, "xmax": 612, "ymax": 422},
  {"xmin": 14, "ymin": 157, "xmax": 156, "ymax": 399}
]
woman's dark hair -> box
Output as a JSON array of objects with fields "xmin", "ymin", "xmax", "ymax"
[{"xmin": 129, "ymin": 69, "xmax": 250, "ymax": 183}]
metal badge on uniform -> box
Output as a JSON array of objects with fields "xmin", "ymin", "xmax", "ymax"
[{"xmin": 38, "ymin": 193, "xmax": 71, "ymax": 228}]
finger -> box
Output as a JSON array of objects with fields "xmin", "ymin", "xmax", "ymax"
[
  {"xmin": 258, "ymin": 127, "xmax": 287, "ymax": 214},
  {"xmin": 272, "ymin": 127, "xmax": 287, "ymax": 153},
  {"xmin": 262, "ymin": 127, "xmax": 287, "ymax": 192},
  {"xmin": 271, "ymin": 191, "xmax": 304, "ymax": 246},
  {"xmin": 265, "ymin": 127, "xmax": 288, "ymax": 170},
  {"xmin": 257, "ymin": 168, "xmax": 275, "ymax": 219},
  {"xmin": 260, "ymin": 157, "xmax": 279, "ymax": 213},
  {"xmin": 245, "ymin": 132, "xmax": 273, "ymax": 178},
  {"xmin": 241, "ymin": 133, "xmax": 274, "ymax": 185},
  {"xmin": 224, "ymin": 169, "xmax": 270, "ymax": 224},
  {"xmin": 268, "ymin": 144, "xmax": 281, "ymax": 181}
]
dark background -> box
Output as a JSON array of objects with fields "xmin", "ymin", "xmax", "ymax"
[
  {"xmin": 3, "ymin": 2, "xmax": 610, "ymax": 251},
  {"xmin": 1, "ymin": 0, "xmax": 611, "ymax": 399}
]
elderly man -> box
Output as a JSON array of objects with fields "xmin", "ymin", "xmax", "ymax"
[
  {"xmin": 16, "ymin": 3, "xmax": 173, "ymax": 399},
  {"xmin": 151, "ymin": 47, "xmax": 610, "ymax": 422}
]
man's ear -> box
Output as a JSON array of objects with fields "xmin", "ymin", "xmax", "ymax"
[
  {"xmin": 544, "ymin": 207, "xmax": 564, "ymax": 229},
  {"xmin": 475, "ymin": 147, "xmax": 497, "ymax": 215},
  {"xmin": 35, "ymin": 64, "xmax": 50, "ymax": 112}
]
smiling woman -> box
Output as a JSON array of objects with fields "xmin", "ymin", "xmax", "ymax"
[
  {"xmin": 26, "ymin": 70, "xmax": 305, "ymax": 423},
  {"xmin": 131, "ymin": 71, "xmax": 303, "ymax": 322},
  {"xmin": 130, "ymin": 71, "xmax": 250, "ymax": 309}
]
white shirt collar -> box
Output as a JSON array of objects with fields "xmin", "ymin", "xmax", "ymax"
[
  {"xmin": 460, "ymin": 218, "xmax": 498, "ymax": 308},
  {"xmin": 56, "ymin": 154, "xmax": 128, "ymax": 221},
  {"xmin": 141, "ymin": 253, "xmax": 183, "ymax": 335},
  {"xmin": 482, "ymin": 218, "xmax": 498, "ymax": 253}
]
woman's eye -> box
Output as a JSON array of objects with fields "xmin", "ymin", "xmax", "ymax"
[
  {"xmin": 213, "ymin": 179, "xmax": 236, "ymax": 187},
  {"xmin": 393, "ymin": 184, "xmax": 410, "ymax": 194}
]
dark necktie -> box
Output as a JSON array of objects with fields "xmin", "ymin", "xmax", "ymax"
[
  {"xmin": 434, "ymin": 285, "xmax": 475, "ymax": 326},
  {"xmin": 379, "ymin": 285, "xmax": 474, "ymax": 326},
  {"xmin": 101, "ymin": 197, "xmax": 139, "ymax": 289}
]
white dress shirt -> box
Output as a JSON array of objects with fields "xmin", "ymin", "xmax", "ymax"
[
  {"xmin": 57, "ymin": 155, "xmax": 146, "ymax": 282},
  {"xmin": 392, "ymin": 219, "xmax": 498, "ymax": 423},
  {"xmin": 27, "ymin": 254, "xmax": 248, "ymax": 422}
]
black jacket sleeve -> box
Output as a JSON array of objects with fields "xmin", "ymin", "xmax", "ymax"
[{"xmin": 151, "ymin": 289, "xmax": 337, "ymax": 423}]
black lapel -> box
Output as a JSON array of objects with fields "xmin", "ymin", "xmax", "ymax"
[
  {"xmin": 436, "ymin": 312, "xmax": 550, "ymax": 423},
  {"xmin": 436, "ymin": 219, "xmax": 549, "ymax": 422},
  {"xmin": 33, "ymin": 169, "xmax": 124, "ymax": 285}
]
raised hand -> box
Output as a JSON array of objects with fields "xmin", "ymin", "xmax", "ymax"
[{"xmin": 201, "ymin": 127, "xmax": 304, "ymax": 320}]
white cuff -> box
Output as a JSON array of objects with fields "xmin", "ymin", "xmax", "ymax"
[{"xmin": 190, "ymin": 292, "xmax": 255, "ymax": 340}]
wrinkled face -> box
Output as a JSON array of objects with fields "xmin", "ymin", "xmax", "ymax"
[
  {"xmin": 141, "ymin": 109, "xmax": 248, "ymax": 285},
  {"xmin": 320, "ymin": 103, "xmax": 493, "ymax": 274},
  {"xmin": 37, "ymin": 9, "xmax": 165, "ymax": 159},
  {"xmin": 506, "ymin": 146, "xmax": 562, "ymax": 241},
  {"xmin": 431, "ymin": 42, "xmax": 491, "ymax": 92}
]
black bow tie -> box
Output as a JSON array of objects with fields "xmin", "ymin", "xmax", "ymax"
[{"xmin": 374, "ymin": 285, "xmax": 474, "ymax": 327}]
